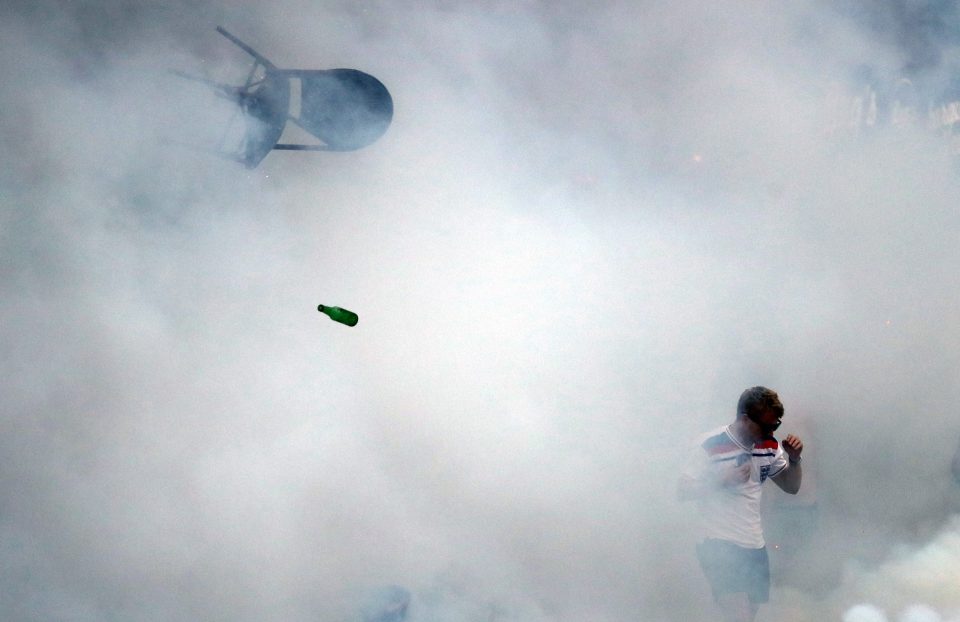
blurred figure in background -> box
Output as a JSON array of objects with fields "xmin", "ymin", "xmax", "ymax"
[
  {"xmin": 951, "ymin": 435, "xmax": 960, "ymax": 487},
  {"xmin": 359, "ymin": 585, "xmax": 409, "ymax": 622}
]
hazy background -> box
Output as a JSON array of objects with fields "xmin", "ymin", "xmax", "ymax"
[{"xmin": 3, "ymin": 1, "xmax": 960, "ymax": 620}]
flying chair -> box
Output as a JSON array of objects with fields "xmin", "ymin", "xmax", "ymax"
[{"xmin": 175, "ymin": 27, "xmax": 393, "ymax": 168}]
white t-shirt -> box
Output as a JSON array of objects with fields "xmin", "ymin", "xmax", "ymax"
[{"xmin": 684, "ymin": 425, "xmax": 789, "ymax": 549}]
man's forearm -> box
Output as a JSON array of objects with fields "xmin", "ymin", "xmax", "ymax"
[{"xmin": 775, "ymin": 461, "xmax": 802, "ymax": 494}]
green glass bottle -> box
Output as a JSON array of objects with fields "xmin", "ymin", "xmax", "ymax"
[{"xmin": 317, "ymin": 304, "xmax": 359, "ymax": 327}]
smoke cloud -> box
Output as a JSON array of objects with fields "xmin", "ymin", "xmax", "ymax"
[{"xmin": 3, "ymin": 1, "xmax": 960, "ymax": 620}]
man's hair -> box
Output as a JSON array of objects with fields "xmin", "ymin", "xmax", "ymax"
[{"xmin": 737, "ymin": 386, "xmax": 784, "ymax": 419}]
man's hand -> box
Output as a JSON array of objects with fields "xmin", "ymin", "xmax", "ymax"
[
  {"xmin": 773, "ymin": 434, "xmax": 804, "ymax": 494},
  {"xmin": 677, "ymin": 460, "xmax": 751, "ymax": 501},
  {"xmin": 718, "ymin": 461, "xmax": 751, "ymax": 488},
  {"xmin": 782, "ymin": 434, "xmax": 803, "ymax": 462}
]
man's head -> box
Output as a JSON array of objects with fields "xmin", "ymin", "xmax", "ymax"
[{"xmin": 737, "ymin": 386, "xmax": 784, "ymax": 436}]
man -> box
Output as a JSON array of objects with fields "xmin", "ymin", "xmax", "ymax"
[{"xmin": 678, "ymin": 386, "xmax": 803, "ymax": 622}]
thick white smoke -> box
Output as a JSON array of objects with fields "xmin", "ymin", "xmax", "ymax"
[{"xmin": 3, "ymin": 1, "xmax": 960, "ymax": 621}]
